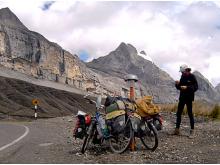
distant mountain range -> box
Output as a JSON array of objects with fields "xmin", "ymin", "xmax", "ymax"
[{"xmin": 0, "ymin": 7, "xmax": 220, "ymax": 104}]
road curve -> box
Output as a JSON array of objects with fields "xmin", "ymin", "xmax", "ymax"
[{"xmin": 0, "ymin": 123, "xmax": 29, "ymax": 152}]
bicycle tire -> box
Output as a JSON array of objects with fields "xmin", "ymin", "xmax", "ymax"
[
  {"xmin": 81, "ymin": 123, "xmax": 94, "ymax": 154},
  {"xmin": 81, "ymin": 132, "xmax": 92, "ymax": 154},
  {"xmin": 109, "ymin": 119, "xmax": 134, "ymax": 154},
  {"xmin": 140, "ymin": 122, "xmax": 158, "ymax": 151}
]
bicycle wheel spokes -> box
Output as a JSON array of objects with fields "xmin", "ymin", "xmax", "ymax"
[
  {"xmin": 81, "ymin": 122, "xmax": 95, "ymax": 154},
  {"xmin": 81, "ymin": 133, "xmax": 92, "ymax": 154},
  {"xmin": 142, "ymin": 131, "xmax": 155, "ymax": 147},
  {"xmin": 109, "ymin": 119, "xmax": 133, "ymax": 153},
  {"xmin": 140, "ymin": 122, "xmax": 158, "ymax": 151}
]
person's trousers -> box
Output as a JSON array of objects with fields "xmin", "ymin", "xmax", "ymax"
[{"xmin": 176, "ymin": 99, "xmax": 194, "ymax": 129}]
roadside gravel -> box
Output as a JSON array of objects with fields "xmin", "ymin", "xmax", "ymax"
[{"xmin": 45, "ymin": 112, "xmax": 220, "ymax": 164}]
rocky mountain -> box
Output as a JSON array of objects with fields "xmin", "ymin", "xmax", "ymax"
[
  {"xmin": 87, "ymin": 42, "xmax": 178, "ymax": 103},
  {"xmin": 0, "ymin": 7, "xmax": 99, "ymax": 92},
  {"xmin": 215, "ymin": 83, "xmax": 220, "ymax": 94},
  {"xmin": 87, "ymin": 43, "xmax": 220, "ymax": 103},
  {"xmin": 193, "ymin": 71, "xmax": 220, "ymax": 102}
]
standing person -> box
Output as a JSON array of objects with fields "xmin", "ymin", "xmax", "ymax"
[{"xmin": 173, "ymin": 64, "xmax": 198, "ymax": 138}]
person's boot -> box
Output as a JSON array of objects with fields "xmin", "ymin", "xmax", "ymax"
[
  {"xmin": 188, "ymin": 129, "xmax": 195, "ymax": 139},
  {"xmin": 172, "ymin": 128, "xmax": 180, "ymax": 135}
]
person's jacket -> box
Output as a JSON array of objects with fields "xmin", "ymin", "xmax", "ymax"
[{"xmin": 175, "ymin": 73, "xmax": 198, "ymax": 101}]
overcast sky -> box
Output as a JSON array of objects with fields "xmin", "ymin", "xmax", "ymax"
[{"xmin": 1, "ymin": 0, "xmax": 220, "ymax": 87}]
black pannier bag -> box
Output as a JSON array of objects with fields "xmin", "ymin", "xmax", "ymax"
[
  {"xmin": 105, "ymin": 96, "xmax": 127, "ymax": 134},
  {"xmin": 106, "ymin": 114, "xmax": 126, "ymax": 135},
  {"xmin": 105, "ymin": 96, "xmax": 143, "ymax": 136}
]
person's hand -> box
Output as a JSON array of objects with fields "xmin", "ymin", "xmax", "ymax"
[
  {"xmin": 180, "ymin": 86, "xmax": 187, "ymax": 90},
  {"xmin": 175, "ymin": 80, "xmax": 180, "ymax": 85}
]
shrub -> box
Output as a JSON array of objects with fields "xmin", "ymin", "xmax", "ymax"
[
  {"xmin": 209, "ymin": 104, "xmax": 220, "ymax": 119},
  {"xmin": 159, "ymin": 100, "xmax": 214, "ymax": 118}
]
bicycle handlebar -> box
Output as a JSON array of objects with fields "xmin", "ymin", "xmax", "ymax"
[
  {"xmin": 84, "ymin": 97, "xmax": 97, "ymax": 105},
  {"xmin": 84, "ymin": 94, "xmax": 105, "ymax": 109}
]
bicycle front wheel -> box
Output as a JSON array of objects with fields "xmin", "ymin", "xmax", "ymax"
[
  {"xmin": 81, "ymin": 122, "xmax": 94, "ymax": 154},
  {"xmin": 109, "ymin": 119, "xmax": 134, "ymax": 154}
]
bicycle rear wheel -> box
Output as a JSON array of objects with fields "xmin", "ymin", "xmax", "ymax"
[
  {"xmin": 140, "ymin": 122, "xmax": 158, "ymax": 151},
  {"xmin": 109, "ymin": 119, "xmax": 134, "ymax": 154}
]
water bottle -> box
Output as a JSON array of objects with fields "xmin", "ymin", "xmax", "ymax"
[
  {"xmin": 97, "ymin": 114, "xmax": 109, "ymax": 137},
  {"xmin": 96, "ymin": 123, "xmax": 103, "ymax": 139}
]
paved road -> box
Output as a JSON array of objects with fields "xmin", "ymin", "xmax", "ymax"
[
  {"xmin": 0, "ymin": 118, "xmax": 72, "ymax": 164},
  {"xmin": 0, "ymin": 123, "xmax": 29, "ymax": 152}
]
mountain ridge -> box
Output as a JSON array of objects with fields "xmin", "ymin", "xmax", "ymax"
[{"xmin": 0, "ymin": 7, "xmax": 28, "ymax": 30}]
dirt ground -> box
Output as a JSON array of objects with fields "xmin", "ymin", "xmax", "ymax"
[
  {"xmin": 62, "ymin": 112, "xmax": 220, "ymax": 164},
  {"xmin": 1, "ymin": 111, "xmax": 219, "ymax": 164}
]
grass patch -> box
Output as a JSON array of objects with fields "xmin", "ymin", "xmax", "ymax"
[
  {"xmin": 209, "ymin": 104, "xmax": 220, "ymax": 119},
  {"xmin": 159, "ymin": 100, "xmax": 217, "ymax": 118}
]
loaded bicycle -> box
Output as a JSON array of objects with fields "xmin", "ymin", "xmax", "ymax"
[
  {"xmin": 73, "ymin": 94, "xmax": 162, "ymax": 153},
  {"xmin": 74, "ymin": 94, "xmax": 133, "ymax": 154}
]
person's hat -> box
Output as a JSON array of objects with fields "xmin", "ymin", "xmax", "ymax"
[{"xmin": 179, "ymin": 64, "xmax": 191, "ymax": 72}]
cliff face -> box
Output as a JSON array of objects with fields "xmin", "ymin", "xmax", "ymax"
[{"xmin": 0, "ymin": 7, "xmax": 98, "ymax": 91}]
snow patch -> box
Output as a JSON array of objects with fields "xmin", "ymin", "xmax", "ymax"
[{"xmin": 137, "ymin": 52, "xmax": 153, "ymax": 62}]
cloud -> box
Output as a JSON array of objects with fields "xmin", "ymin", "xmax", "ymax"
[
  {"xmin": 203, "ymin": 54, "xmax": 220, "ymax": 85},
  {"xmin": 41, "ymin": 1, "xmax": 55, "ymax": 11},
  {"xmin": 1, "ymin": 1, "xmax": 220, "ymax": 86},
  {"xmin": 176, "ymin": 2, "xmax": 220, "ymax": 37}
]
